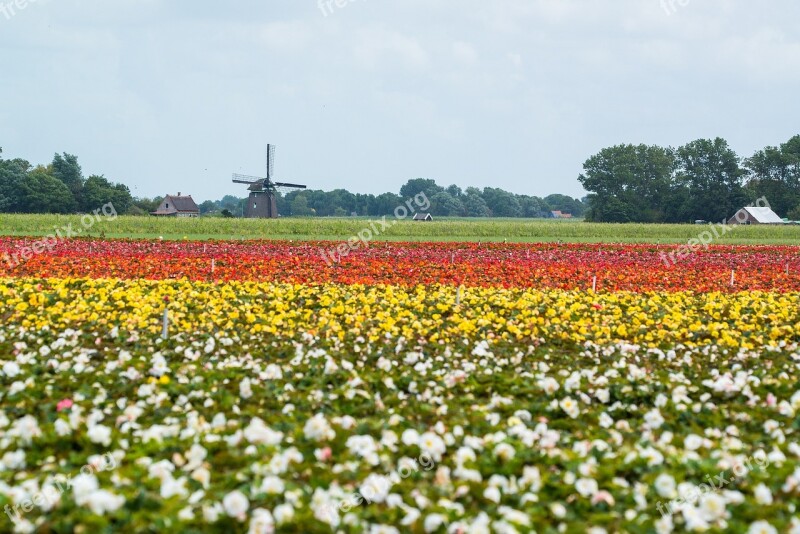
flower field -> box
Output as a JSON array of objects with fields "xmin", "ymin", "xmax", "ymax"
[{"xmin": 1, "ymin": 238, "xmax": 800, "ymax": 533}]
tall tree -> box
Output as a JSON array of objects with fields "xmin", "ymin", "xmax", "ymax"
[
  {"xmin": 399, "ymin": 178, "xmax": 444, "ymax": 201},
  {"xmin": 81, "ymin": 175, "xmax": 133, "ymax": 213},
  {"xmin": 17, "ymin": 170, "xmax": 77, "ymax": 213},
  {"xmin": 51, "ymin": 153, "xmax": 83, "ymax": 206},
  {"xmin": 578, "ymin": 144, "xmax": 677, "ymax": 222},
  {"xmin": 676, "ymin": 138, "xmax": 747, "ymax": 222},
  {"xmin": 744, "ymin": 135, "xmax": 800, "ymax": 216}
]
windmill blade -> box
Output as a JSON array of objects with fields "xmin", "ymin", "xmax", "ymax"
[
  {"xmin": 232, "ymin": 173, "xmax": 265, "ymax": 184},
  {"xmin": 273, "ymin": 182, "xmax": 307, "ymax": 189},
  {"xmin": 266, "ymin": 144, "xmax": 276, "ymax": 181}
]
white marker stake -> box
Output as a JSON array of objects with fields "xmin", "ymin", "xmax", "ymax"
[
  {"xmin": 203, "ymin": 244, "xmax": 206, "ymax": 254},
  {"xmin": 162, "ymin": 307, "xmax": 169, "ymax": 340},
  {"xmin": 211, "ymin": 259, "xmax": 216, "ymax": 274},
  {"xmin": 592, "ymin": 276, "xmax": 597, "ymax": 292},
  {"xmin": 451, "ymin": 253, "xmax": 455, "ymax": 264}
]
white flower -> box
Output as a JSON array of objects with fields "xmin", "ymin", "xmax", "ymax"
[
  {"xmin": 160, "ymin": 476, "xmax": 189, "ymax": 499},
  {"xmin": 243, "ymin": 418, "xmax": 283, "ymax": 446},
  {"xmin": 1, "ymin": 450, "xmax": 26, "ymax": 470},
  {"xmin": 401, "ymin": 429, "xmax": 420, "ymax": 446},
  {"xmin": 248, "ymin": 508, "xmax": 275, "ymax": 534},
  {"xmin": 55, "ymin": 419, "xmax": 72, "ymax": 437},
  {"xmin": 10, "ymin": 415, "xmax": 41, "ymax": 445},
  {"xmin": 360, "ymin": 474, "xmax": 391, "ymax": 504},
  {"xmin": 263, "ymin": 364, "xmax": 283, "ymax": 380},
  {"xmin": 72, "ymin": 474, "xmax": 100, "ymax": 505},
  {"xmin": 223, "ymin": 490, "xmax": 250, "ymax": 521},
  {"xmin": 149, "ymin": 354, "xmax": 169, "ymax": 377},
  {"xmin": 575, "ymin": 478, "xmax": 598, "ymax": 497},
  {"xmin": 644, "ymin": 409, "xmax": 665, "ymax": 429},
  {"xmin": 684, "ymin": 434, "xmax": 703, "ymax": 451},
  {"xmin": 598, "ymin": 413, "xmax": 614, "ymax": 429},
  {"xmin": 559, "ymin": 397, "xmax": 580, "ymax": 418},
  {"xmin": 273, "ymin": 503, "xmax": 294, "ymax": 525},
  {"xmin": 88, "ymin": 425, "xmax": 112, "ymax": 447},
  {"xmin": 539, "ymin": 377, "xmax": 560, "ymax": 395},
  {"xmin": 493, "ymin": 443, "xmax": 515, "ymax": 462},
  {"xmin": 654, "ymin": 474, "xmax": 677, "ymax": 499},
  {"xmin": 260, "ymin": 476, "xmax": 285, "ymax": 495},
  {"xmin": 239, "ymin": 378, "xmax": 253, "ymax": 399},
  {"xmin": 699, "ymin": 492, "xmax": 727, "ymax": 521},
  {"xmin": 754, "ymin": 483, "xmax": 773, "ymax": 505},
  {"xmin": 303, "ymin": 414, "xmax": 335, "ymax": 442},
  {"xmin": 748, "ymin": 521, "xmax": 778, "ymax": 534},
  {"xmin": 419, "ymin": 432, "xmax": 446, "ymax": 461},
  {"xmin": 86, "ymin": 489, "xmax": 125, "ymax": 515},
  {"xmin": 424, "ymin": 513, "xmax": 446, "ymax": 532},
  {"xmin": 2, "ymin": 361, "xmax": 20, "ymax": 378},
  {"xmin": 483, "ymin": 485, "xmax": 501, "ymax": 503}
]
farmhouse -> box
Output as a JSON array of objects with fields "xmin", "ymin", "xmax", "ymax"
[
  {"xmin": 151, "ymin": 193, "xmax": 200, "ymax": 218},
  {"xmin": 413, "ymin": 213, "xmax": 433, "ymax": 221},
  {"xmin": 550, "ymin": 211, "xmax": 573, "ymax": 219},
  {"xmin": 727, "ymin": 206, "xmax": 785, "ymax": 225}
]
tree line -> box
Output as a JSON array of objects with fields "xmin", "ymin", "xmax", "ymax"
[
  {"xmin": 1, "ymin": 148, "xmax": 585, "ymax": 219},
  {"xmin": 579, "ymin": 135, "xmax": 800, "ymax": 223},
  {"xmin": 0, "ymin": 148, "xmax": 144, "ymax": 215},
  {"xmin": 206, "ymin": 179, "xmax": 586, "ymax": 219}
]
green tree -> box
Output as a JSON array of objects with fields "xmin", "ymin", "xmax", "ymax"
[
  {"xmin": 81, "ymin": 175, "xmax": 133, "ymax": 213},
  {"xmin": 482, "ymin": 187, "xmax": 522, "ymax": 217},
  {"xmin": 676, "ymin": 138, "xmax": 747, "ymax": 222},
  {"xmin": 744, "ymin": 135, "xmax": 800, "ymax": 216},
  {"xmin": 0, "ymin": 150, "xmax": 28, "ymax": 212},
  {"xmin": 290, "ymin": 194, "xmax": 315, "ymax": 216},
  {"xmin": 199, "ymin": 200, "xmax": 217, "ymax": 214},
  {"xmin": 51, "ymin": 153, "xmax": 83, "ymax": 207},
  {"xmin": 578, "ymin": 144, "xmax": 677, "ymax": 222},
  {"xmin": 429, "ymin": 191, "xmax": 464, "ymax": 216},
  {"xmin": 17, "ymin": 170, "xmax": 77, "ymax": 213},
  {"xmin": 462, "ymin": 187, "xmax": 492, "ymax": 217},
  {"xmin": 399, "ymin": 178, "xmax": 444, "ymax": 201}
]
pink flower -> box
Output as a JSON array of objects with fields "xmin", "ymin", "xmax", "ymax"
[
  {"xmin": 315, "ymin": 447, "xmax": 332, "ymax": 462},
  {"xmin": 57, "ymin": 399, "xmax": 74, "ymax": 412},
  {"xmin": 591, "ymin": 491, "xmax": 616, "ymax": 507},
  {"xmin": 767, "ymin": 393, "xmax": 777, "ymax": 407}
]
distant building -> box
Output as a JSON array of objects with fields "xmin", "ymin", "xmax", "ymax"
[
  {"xmin": 413, "ymin": 213, "xmax": 433, "ymax": 221},
  {"xmin": 727, "ymin": 206, "xmax": 785, "ymax": 225},
  {"xmin": 550, "ymin": 211, "xmax": 573, "ymax": 219},
  {"xmin": 151, "ymin": 193, "xmax": 200, "ymax": 217}
]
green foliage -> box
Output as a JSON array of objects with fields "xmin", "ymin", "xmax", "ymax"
[
  {"xmin": 579, "ymin": 136, "xmax": 800, "ymax": 222},
  {"xmin": 4, "ymin": 215, "xmax": 800, "ymax": 244},
  {"xmin": 16, "ymin": 170, "xmax": 77, "ymax": 213},
  {"xmin": 82, "ymin": 175, "xmax": 133, "ymax": 214}
]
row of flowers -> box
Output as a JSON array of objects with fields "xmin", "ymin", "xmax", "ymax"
[
  {"xmin": 1, "ymin": 282, "xmax": 800, "ymax": 532},
  {"xmin": 2, "ymin": 238, "xmax": 800, "ymax": 291},
  {"xmin": 2, "ymin": 278, "xmax": 800, "ymax": 350}
]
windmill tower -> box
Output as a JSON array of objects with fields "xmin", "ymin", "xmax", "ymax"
[{"xmin": 232, "ymin": 145, "xmax": 307, "ymax": 218}]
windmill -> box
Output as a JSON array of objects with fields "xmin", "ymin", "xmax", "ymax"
[{"xmin": 232, "ymin": 145, "xmax": 307, "ymax": 218}]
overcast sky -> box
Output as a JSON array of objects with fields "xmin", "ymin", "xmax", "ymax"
[{"xmin": 1, "ymin": 0, "xmax": 799, "ymax": 202}]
